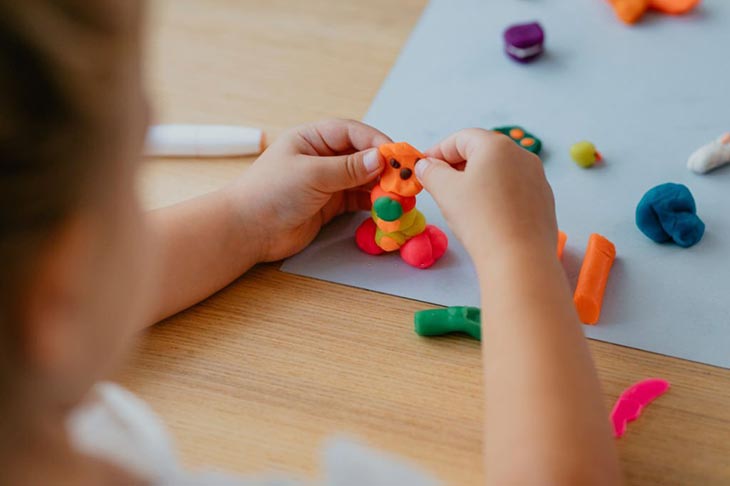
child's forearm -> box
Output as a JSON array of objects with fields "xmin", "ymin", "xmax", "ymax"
[
  {"xmin": 477, "ymin": 246, "xmax": 622, "ymax": 486},
  {"xmin": 145, "ymin": 189, "xmax": 261, "ymax": 325}
]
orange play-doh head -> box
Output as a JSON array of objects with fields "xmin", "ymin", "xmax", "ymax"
[{"xmin": 378, "ymin": 142, "xmax": 424, "ymax": 197}]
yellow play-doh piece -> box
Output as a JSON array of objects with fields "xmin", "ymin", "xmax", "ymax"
[
  {"xmin": 509, "ymin": 128, "xmax": 525, "ymax": 139},
  {"xmin": 375, "ymin": 230, "xmax": 405, "ymax": 251},
  {"xmin": 570, "ymin": 141, "xmax": 602, "ymax": 168},
  {"xmin": 373, "ymin": 209, "xmax": 426, "ymax": 250},
  {"xmin": 401, "ymin": 210, "xmax": 426, "ymax": 237}
]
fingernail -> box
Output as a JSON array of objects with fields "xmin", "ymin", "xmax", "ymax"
[
  {"xmin": 415, "ymin": 158, "xmax": 431, "ymax": 181},
  {"xmin": 363, "ymin": 149, "xmax": 381, "ymax": 173}
]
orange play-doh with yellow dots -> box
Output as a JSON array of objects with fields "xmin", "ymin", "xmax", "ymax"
[{"xmin": 355, "ymin": 142, "xmax": 448, "ymax": 269}]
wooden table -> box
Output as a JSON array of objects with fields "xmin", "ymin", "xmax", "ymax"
[{"xmin": 119, "ymin": 1, "xmax": 730, "ymax": 484}]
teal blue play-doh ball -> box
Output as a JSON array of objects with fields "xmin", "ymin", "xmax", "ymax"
[{"xmin": 635, "ymin": 183, "xmax": 705, "ymax": 248}]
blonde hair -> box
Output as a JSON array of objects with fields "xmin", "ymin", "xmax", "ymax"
[{"xmin": 0, "ymin": 0, "xmax": 142, "ymax": 395}]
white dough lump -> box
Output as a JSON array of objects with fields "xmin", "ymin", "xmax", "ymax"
[{"xmin": 687, "ymin": 133, "xmax": 730, "ymax": 174}]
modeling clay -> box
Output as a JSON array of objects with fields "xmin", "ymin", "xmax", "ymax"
[
  {"xmin": 650, "ymin": 0, "xmax": 701, "ymax": 14},
  {"xmin": 608, "ymin": 0, "xmax": 650, "ymax": 23},
  {"xmin": 687, "ymin": 133, "xmax": 730, "ymax": 174},
  {"xmin": 355, "ymin": 142, "xmax": 448, "ymax": 269},
  {"xmin": 573, "ymin": 234, "xmax": 616, "ymax": 325},
  {"xmin": 607, "ymin": 0, "xmax": 701, "ymax": 24},
  {"xmin": 557, "ymin": 231, "xmax": 567, "ymax": 259},
  {"xmin": 503, "ymin": 22, "xmax": 545, "ymax": 63},
  {"xmin": 570, "ymin": 141, "xmax": 603, "ymax": 168},
  {"xmin": 611, "ymin": 378, "xmax": 670, "ymax": 438},
  {"xmin": 493, "ymin": 126, "xmax": 542, "ymax": 155},
  {"xmin": 414, "ymin": 306, "xmax": 481, "ymax": 341},
  {"xmin": 635, "ymin": 183, "xmax": 704, "ymax": 248}
]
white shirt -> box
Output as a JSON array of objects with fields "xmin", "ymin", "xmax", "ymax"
[{"xmin": 67, "ymin": 383, "xmax": 440, "ymax": 486}]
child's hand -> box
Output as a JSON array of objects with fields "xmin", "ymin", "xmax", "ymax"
[
  {"xmin": 418, "ymin": 130, "xmax": 621, "ymax": 485},
  {"xmin": 226, "ymin": 119, "xmax": 390, "ymax": 262},
  {"xmin": 417, "ymin": 128, "xmax": 557, "ymax": 263}
]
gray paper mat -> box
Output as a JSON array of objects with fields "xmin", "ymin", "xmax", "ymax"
[{"xmin": 282, "ymin": 0, "xmax": 730, "ymax": 368}]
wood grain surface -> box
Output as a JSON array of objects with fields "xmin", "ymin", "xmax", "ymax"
[{"xmin": 118, "ymin": 1, "xmax": 730, "ymax": 484}]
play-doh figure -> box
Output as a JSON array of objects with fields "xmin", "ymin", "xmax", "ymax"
[
  {"xmin": 607, "ymin": 0, "xmax": 701, "ymax": 24},
  {"xmin": 355, "ymin": 142, "xmax": 448, "ymax": 269}
]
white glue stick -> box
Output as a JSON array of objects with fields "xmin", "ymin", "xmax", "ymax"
[{"xmin": 145, "ymin": 124, "xmax": 265, "ymax": 157}]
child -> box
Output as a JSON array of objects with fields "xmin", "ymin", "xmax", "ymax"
[{"xmin": 0, "ymin": 1, "xmax": 621, "ymax": 485}]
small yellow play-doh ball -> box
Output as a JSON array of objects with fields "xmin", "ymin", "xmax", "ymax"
[{"xmin": 570, "ymin": 141, "xmax": 601, "ymax": 168}]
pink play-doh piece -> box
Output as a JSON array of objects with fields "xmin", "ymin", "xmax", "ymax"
[{"xmin": 610, "ymin": 378, "xmax": 670, "ymax": 438}]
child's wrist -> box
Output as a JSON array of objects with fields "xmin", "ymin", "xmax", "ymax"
[
  {"xmin": 220, "ymin": 183, "xmax": 267, "ymax": 266},
  {"xmin": 471, "ymin": 237, "xmax": 558, "ymax": 281}
]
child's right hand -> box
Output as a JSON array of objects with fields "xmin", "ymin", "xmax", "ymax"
[
  {"xmin": 416, "ymin": 128, "xmax": 558, "ymax": 264},
  {"xmin": 419, "ymin": 130, "xmax": 622, "ymax": 485}
]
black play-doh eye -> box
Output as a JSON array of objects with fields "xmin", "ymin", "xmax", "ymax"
[{"xmin": 390, "ymin": 158, "xmax": 401, "ymax": 169}]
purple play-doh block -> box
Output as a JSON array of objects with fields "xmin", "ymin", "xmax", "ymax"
[{"xmin": 503, "ymin": 22, "xmax": 545, "ymax": 63}]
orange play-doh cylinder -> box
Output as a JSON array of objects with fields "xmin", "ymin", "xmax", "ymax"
[
  {"xmin": 557, "ymin": 230, "xmax": 567, "ymax": 259},
  {"xmin": 574, "ymin": 234, "xmax": 616, "ymax": 325}
]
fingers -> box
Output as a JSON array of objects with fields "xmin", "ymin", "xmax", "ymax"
[
  {"xmin": 307, "ymin": 147, "xmax": 384, "ymax": 193},
  {"xmin": 347, "ymin": 189, "xmax": 373, "ymax": 212},
  {"xmin": 318, "ymin": 188, "xmax": 370, "ymax": 225},
  {"xmin": 290, "ymin": 118, "xmax": 392, "ymax": 156},
  {"xmin": 414, "ymin": 157, "xmax": 459, "ymax": 199},
  {"xmin": 424, "ymin": 127, "xmax": 511, "ymax": 165}
]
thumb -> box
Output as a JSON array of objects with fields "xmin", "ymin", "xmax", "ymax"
[
  {"xmin": 415, "ymin": 157, "xmax": 458, "ymax": 199},
  {"xmin": 310, "ymin": 148, "xmax": 383, "ymax": 192}
]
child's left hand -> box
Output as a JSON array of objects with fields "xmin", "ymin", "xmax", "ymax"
[{"xmin": 225, "ymin": 119, "xmax": 390, "ymax": 262}]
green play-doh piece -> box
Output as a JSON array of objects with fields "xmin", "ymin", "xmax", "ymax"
[
  {"xmin": 493, "ymin": 125, "xmax": 542, "ymax": 155},
  {"xmin": 414, "ymin": 306, "xmax": 482, "ymax": 341},
  {"xmin": 373, "ymin": 196, "xmax": 403, "ymax": 222}
]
